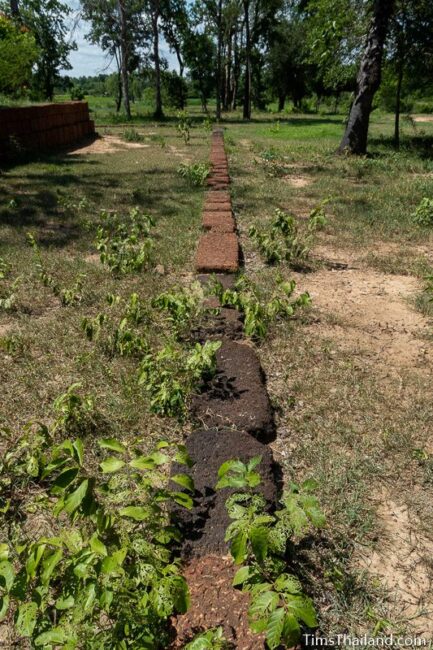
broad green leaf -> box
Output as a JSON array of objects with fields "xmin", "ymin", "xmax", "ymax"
[
  {"xmin": 282, "ymin": 613, "xmax": 301, "ymax": 646},
  {"xmin": 63, "ymin": 479, "xmax": 89, "ymax": 514},
  {"xmin": 230, "ymin": 531, "xmax": 248, "ymax": 565},
  {"xmin": 52, "ymin": 467, "xmax": 79, "ymax": 492},
  {"xmin": 217, "ymin": 459, "xmax": 245, "ymax": 478},
  {"xmin": 101, "ymin": 548, "xmax": 127, "ymax": 575},
  {"xmin": 172, "ymin": 492, "xmax": 194, "ymax": 510},
  {"xmin": 287, "ymin": 595, "xmax": 318, "ymax": 628},
  {"xmin": 41, "ymin": 549, "xmax": 63, "ymax": 586},
  {"xmin": 0, "ymin": 560, "xmax": 15, "ymax": 592},
  {"xmin": 72, "ymin": 439, "xmax": 84, "ymax": 466},
  {"xmin": 16, "ymin": 601, "xmax": 38, "ymax": 637},
  {"xmin": 89, "ymin": 534, "xmax": 107, "ymax": 556},
  {"xmin": 98, "ymin": 438, "xmax": 126, "ymax": 454},
  {"xmin": 266, "ymin": 607, "xmax": 285, "ymax": 650},
  {"xmin": 55, "ymin": 595, "xmax": 75, "ymax": 610},
  {"xmin": 119, "ymin": 506, "xmax": 149, "ymax": 521},
  {"xmin": 247, "ymin": 456, "xmax": 262, "ymax": 472},
  {"xmin": 174, "ymin": 446, "xmax": 194, "ymax": 467},
  {"xmin": 171, "ymin": 474, "xmax": 194, "ymax": 493},
  {"xmin": 0, "ymin": 595, "xmax": 9, "ymax": 621},
  {"xmin": 129, "ymin": 455, "xmax": 155, "ymax": 470},
  {"xmin": 0, "ymin": 545, "xmax": 9, "ymax": 561},
  {"xmin": 34, "ymin": 627, "xmax": 67, "ymax": 646},
  {"xmin": 25, "ymin": 544, "xmax": 46, "ymax": 579},
  {"xmin": 302, "ymin": 478, "xmax": 319, "ymax": 492},
  {"xmin": 275, "ymin": 573, "xmax": 302, "ymax": 595},
  {"xmin": 250, "ymin": 526, "xmax": 269, "ymax": 564},
  {"xmin": 100, "ymin": 457, "xmax": 125, "ymax": 473},
  {"xmin": 232, "ymin": 565, "xmax": 252, "ymax": 587}
]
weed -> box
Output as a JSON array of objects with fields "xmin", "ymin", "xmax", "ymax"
[
  {"xmin": 149, "ymin": 133, "xmax": 166, "ymax": 148},
  {"xmin": 0, "ymin": 256, "xmax": 10, "ymax": 279},
  {"xmin": 202, "ymin": 116, "xmax": 214, "ymax": 133},
  {"xmin": 177, "ymin": 162, "xmax": 210, "ymax": 187},
  {"xmin": 185, "ymin": 627, "xmax": 230, "ymax": 649},
  {"xmin": 216, "ymin": 460, "xmax": 324, "ymax": 649},
  {"xmin": 211, "ymin": 275, "xmax": 310, "ymax": 340},
  {"xmin": 412, "ymin": 197, "xmax": 433, "ymax": 226},
  {"xmin": 0, "ymin": 276, "xmax": 21, "ymax": 311},
  {"xmin": 152, "ymin": 283, "xmax": 205, "ymax": 339},
  {"xmin": 138, "ymin": 340, "xmax": 221, "ymax": 419},
  {"xmin": 95, "ymin": 207, "xmax": 155, "ymax": 274},
  {"xmin": 0, "ymin": 424, "xmax": 194, "ymax": 647},
  {"xmin": 177, "ymin": 110, "xmax": 191, "ymax": 145},
  {"xmin": 27, "ymin": 233, "xmax": 87, "ymax": 306},
  {"xmin": 249, "ymin": 204, "xmax": 328, "ymax": 269},
  {"xmin": 0, "ymin": 333, "xmax": 26, "ymax": 357},
  {"xmin": 52, "ymin": 383, "xmax": 99, "ymax": 438},
  {"xmin": 122, "ymin": 127, "xmax": 144, "ymax": 143}
]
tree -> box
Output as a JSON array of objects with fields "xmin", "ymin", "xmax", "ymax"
[
  {"xmin": 338, "ymin": 0, "xmax": 395, "ymax": 154},
  {"xmin": 183, "ymin": 30, "xmax": 216, "ymax": 112},
  {"xmin": 18, "ymin": 0, "xmax": 76, "ymax": 100},
  {"xmin": 0, "ymin": 13, "xmax": 38, "ymax": 95}
]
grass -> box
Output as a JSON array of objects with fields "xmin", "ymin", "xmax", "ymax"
[
  {"xmin": 0, "ymin": 122, "xmax": 210, "ymax": 442},
  {"xmin": 1, "ymin": 104, "xmax": 433, "ymax": 641},
  {"xmin": 223, "ymin": 111, "xmax": 433, "ymax": 636}
]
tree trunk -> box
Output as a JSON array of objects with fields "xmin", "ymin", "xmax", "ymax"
[
  {"xmin": 338, "ymin": 0, "xmax": 395, "ymax": 154},
  {"xmin": 216, "ymin": 0, "xmax": 223, "ymax": 121},
  {"xmin": 152, "ymin": 1, "xmax": 163, "ymax": 119},
  {"xmin": 394, "ymin": 58, "xmax": 403, "ymax": 149},
  {"xmin": 243, "ymin": 0, "xmax": 251, "ymax": 120},
  {"xmin": 118, "ymin": 0, "xmax": 131, "ymax": 119},
  {"xmin": 10, "ymin": 0, "xmax": 20, "ymax": 17},
  {"xmin": 224, "ymin": 33, "xmax": 232, "ymax": 112},
  {"xmin": 278, "ymin": 92, "xmax": 286, "ymax": 112}
]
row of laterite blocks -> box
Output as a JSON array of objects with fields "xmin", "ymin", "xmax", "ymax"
[
  {"xmin": 172, "ymin": 131, "xmax": 278, "ymax": 648},
  {"xmin": 0, "ymin": 101, "xmax": 95, "ymax": 155}
]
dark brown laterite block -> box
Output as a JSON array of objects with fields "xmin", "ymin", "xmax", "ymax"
[
  {"xmin": 170, "ymin": 428, "xmax": 277, "ymax": 558},
  {"xmin": 191, "ymin": 339, "xmax": 275, "ymax": 441},
  {"xmin": 195, "ymin": 232, "xmax": 239, "ymax": 272},
  {"xmin": 205, "ymin": 192, "xmax": 231, "ymax": 203}
]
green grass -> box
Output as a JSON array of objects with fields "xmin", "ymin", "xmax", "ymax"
[
  {"xmin": 1, "ymin": 106, "xmax": 433, "ymax": 641},
  {"xmin": 0, "ymin": 122, "xmax": 210, "ymax": 441}
]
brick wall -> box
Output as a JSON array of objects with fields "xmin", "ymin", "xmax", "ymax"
[{"xmin": 0, "ymin": 101, "xmax": 95, "ymax": 155}]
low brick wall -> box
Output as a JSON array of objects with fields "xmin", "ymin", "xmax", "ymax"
[{"xmin": 0, "ymin": 101, "xmax": 95, "ymax": 155}]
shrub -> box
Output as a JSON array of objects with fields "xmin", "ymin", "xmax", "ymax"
[
  {"xmin": 216, "ymin": 459, "xmax": 325, "ymax": 649},
  {"xmin": 122, "ymin": 127, "xmax": 144, "ymax": 143},
  {"xmin": 411, "ymin": 198, "xmax": 433, "ymax": 226},
  {"xmin": 211, "ymin": 275, "xmax": 311, "ymax": 340},
  {"xmin": 177, "ymin": 162, "xmax": 210, "ymax": 187}
]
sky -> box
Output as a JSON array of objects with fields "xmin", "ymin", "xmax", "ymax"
[{"xmin": 64, "ymin": 0, "xmax": 177, "ymax": 78}]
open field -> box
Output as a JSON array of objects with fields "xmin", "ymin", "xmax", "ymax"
[{"xmin": 1, "ymin": 110, "xmax": 433, "ymax": 642}]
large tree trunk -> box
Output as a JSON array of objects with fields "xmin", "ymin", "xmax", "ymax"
[
  {"xmin": 278, "ymin": 92, "xmax": 286, "ymax": 112},
  {"xmin": 243, "ymin": 0, "xmax": 251, "ymax": 120},
  {"xmin": 118, "ymin": 0, "xmax": 131, "ymax": 119},
  {"xmin": 338, "ymin": 0, "xmax": 395, "ymax": 154},
  {"xmin": 152, "ymin": 0, "xmax": 163, "ymax": 119},
  {"xmin": 216, "ymin": 0, "xmax": 223, "ymax": 121}
]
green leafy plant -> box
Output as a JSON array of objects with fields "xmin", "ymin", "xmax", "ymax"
[
  {"xmin": 95, "ymin": 207, "xmax": 155, "ymax": 274},
  {"xmin": 151, "ymin": 283, "xmax": 206, "ymax": 339},
  {"xmin": 123, "ymin": 127, "xmax": 145, "ymax": 143},
  {"xmin": 177, "ymin": 110, "xmax": 191, "ymax": 144},
  {"xmin": 211, "ymin": 275, "xmax": 310, "ymax": 340},
  {"xmin": 249, "ymin": 204, "xmax": 328, "ymax": 269},
  {"xmin": 0, "ymin": 256, "xmax": 10, "ymax": 279},
  {"xmin": 82, "ymin": 293, "xmax": 149, "ymax": 358},
  {"xmin": 0, "ymin": 432, "xmax": 194, "ymax": 648},
  {"xmin": 52, "ymin": 383, "xmax": 99, "ymax": 438},
  {"xmin": 0, "ymin": 275, "xmax": 21, "ymax": 311},
  {"xmin": 27, "ymin": 233, "xmax": 87, "ymax": 306},
  {"xmin": 185, "ymin": 626, "xmax": 231, "ymax": 649},
  {"xmin": 138, "ymin": 340, "xmax": 221, "ymax": 419},
  {"xmin": 0, "ymin": 333, "xmax": 27, "ymax": 357},
  {"xmin": 177, "ymin": 162, "xmax": 210, "ymax": 187},
  {"xmin": 412, "ymin": 197, "xmax": 433, "ymax": 226},
  {"xmin": 202, "ymin": 115, "xmax": 215, "ymax": 133},
  {"xmin": 216, "ymin": 461, "xmax": 325, "ymax": 649}
]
